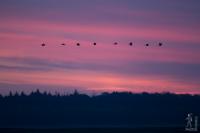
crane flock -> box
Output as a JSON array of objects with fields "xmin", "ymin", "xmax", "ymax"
[{"xmin": 41, "ymin": 42, "xmax": 163, "ymax": 47}]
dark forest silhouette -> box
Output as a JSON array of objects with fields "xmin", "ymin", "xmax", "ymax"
[{"xmin": 0, "ymin": 90, "xmax": 199, "ymax": 128}]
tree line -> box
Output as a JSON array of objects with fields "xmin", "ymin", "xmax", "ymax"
[{"xmin": 0, "ymin": 90, "xmax": 199, "ymax": 128}]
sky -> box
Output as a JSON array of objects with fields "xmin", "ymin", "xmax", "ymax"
[{"xmin": 0, "ymin": 0, "xmax": 200, "ymax": 95}]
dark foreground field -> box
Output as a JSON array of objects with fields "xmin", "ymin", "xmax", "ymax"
[
  {"xmin": 0, "ymin": 127, "xmax": 186, "ymax": 133},
  {"xmin": 0, "ymin": 92, "xmax": 199, "ymax": 132}
]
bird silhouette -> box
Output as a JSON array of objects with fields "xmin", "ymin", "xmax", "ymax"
[
  {"xmin": 158, "ymin": 42, "xmax": 163, "ymax": 46},
  {"xmin": 129, "ymin": 42, "xmax": 133, "ymax": 46},
  {"xmin": 114, "ymin": 42, "xmax": 118, "ymax": 45},
  {"xmin": 61, "ymin": 43, "xmax": 66, "ymax": 46},
  {"xmin": 41, "ymin": 43, "xmax": 46, "ymax": 47},
  {"xmin": 145, "ymin": 43, "xmax": 149, "ymax": 47},
  {"xmin": 93, "ymin": 42, "xmax": 97, "ymax": 46},
  {"xmin": 76, "ymin": 43, "xmax": 80, "ymax": 46}
]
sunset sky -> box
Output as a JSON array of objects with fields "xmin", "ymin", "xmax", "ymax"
[{"xmin": 0, "ymin": 0, "xmax": 200, "ymax": 95}]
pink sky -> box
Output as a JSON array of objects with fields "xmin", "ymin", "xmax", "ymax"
[{"xmin": 0, "ymin": 0, "xmax": 200, "ymax": 95}]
